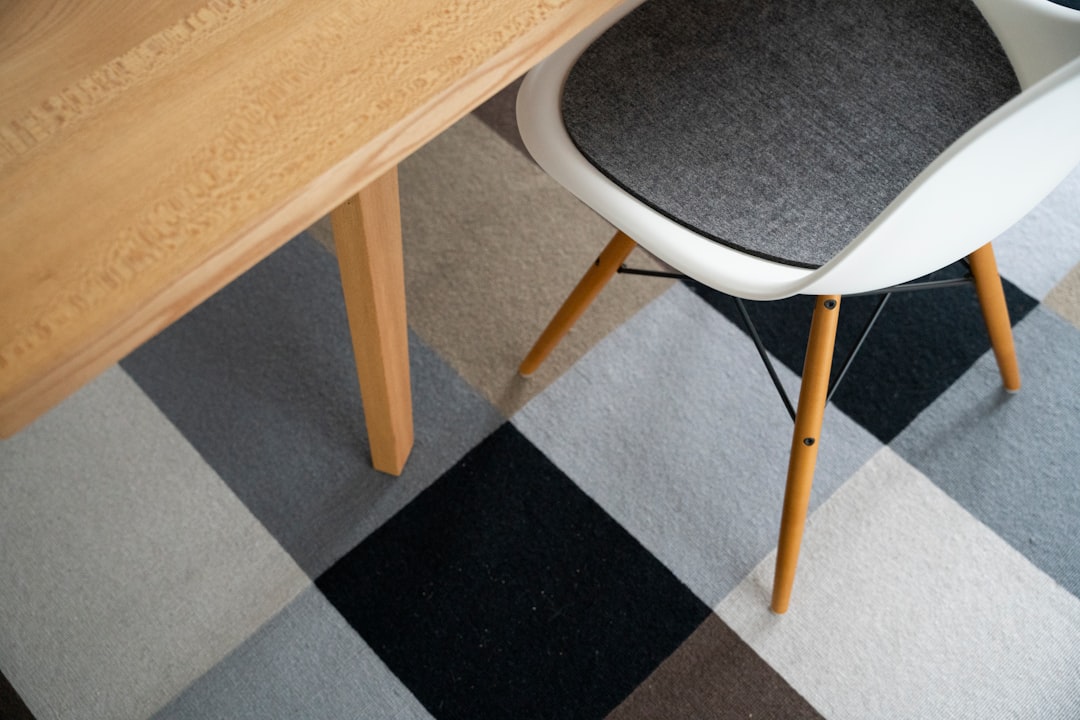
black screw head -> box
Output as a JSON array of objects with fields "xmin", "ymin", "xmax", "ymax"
[
  {"xmin": 823, "ymin": 299, "xmax": 838, "ymax": 310},
  {"xmin": 803, "ymin": 437, "xmax": 816, "ymax": 446}
]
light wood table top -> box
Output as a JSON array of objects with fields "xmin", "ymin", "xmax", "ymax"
[{"xmin": 0, "ymin": 0, "xmax": 620, "ymax": 469}]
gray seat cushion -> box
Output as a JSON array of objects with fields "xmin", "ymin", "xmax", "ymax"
[{"xmin": 561, "ymin": 0, "xmax": 1020, "ymax": 268}]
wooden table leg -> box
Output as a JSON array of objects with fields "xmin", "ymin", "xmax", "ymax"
[{"xmin": 330, "ymin": 167, "xmax": 414, "ymax": 475}]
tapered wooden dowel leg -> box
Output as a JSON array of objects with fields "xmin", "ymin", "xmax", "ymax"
[
  {"xmin": 519, "ymin": 230, "xmax": 638, "ymax": 376},
  {"xmin": 968, "ymin": 243, "xmax": 1020, "ymax": 392},
  {"xmin": 331, "ymin": 167, "xmax": 414, "ymax": 476},
  {"xmin": 772, "ymin": 295, "xmax": 841, "ymax": 614}
]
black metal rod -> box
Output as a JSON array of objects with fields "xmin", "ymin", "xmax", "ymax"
[
  {"xmin": 827, "ymin": 293, "xmax": 891, "ymax": 402},
  {"xmin": 621, "ymin": 267, "xmax": 972, "ymax": 294},
  {"xmin": 616, "ymin": 265, "xmax": 687, "ymax": 279},
  {"xmin": 847, "ymin": 275, "xmax": 973, "ymax": 296},
  {"xmin": 613, "ymin": 262, "xmax": 972, "ymax": 412},
  {"xmin": 733, "ymin": 297, "xmax": 796, "ymax": 421}
]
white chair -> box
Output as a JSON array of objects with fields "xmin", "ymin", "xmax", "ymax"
[{"xmin": 516, "ymin": 0, "xmax": 1080, "ymax": 613}]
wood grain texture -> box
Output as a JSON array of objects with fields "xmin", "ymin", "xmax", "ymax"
[
  {"xmin": 0, "ymin": 0, "xmax": 621, "ymax": 436},
  {"xmin": 967, "ymin": 243, "xmax": 1021, "ymax": 391},
  {"xmin": 772, "ymin": 295, "xmax": 841, "ymax": 615},
  {"xmin": 331, "ymin": 168, "xmax": 413, "ymax": 476},
  {"xmin": 519, "ymin": 230, "xmax": 638, "ymax": 377}
]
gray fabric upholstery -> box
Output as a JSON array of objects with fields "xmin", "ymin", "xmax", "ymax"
[{"xmin": 561, "ymin": 0, "xmax": 1020, "ymax": 268}]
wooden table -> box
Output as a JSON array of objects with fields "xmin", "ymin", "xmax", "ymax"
[{"xmin": 0, "ymin": 0, "xmax": 620, "ymax": 474}]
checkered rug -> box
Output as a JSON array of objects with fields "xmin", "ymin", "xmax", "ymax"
[{"xmin": 2, "ymin": 82, "xmax": 1079, "ymax": 720}]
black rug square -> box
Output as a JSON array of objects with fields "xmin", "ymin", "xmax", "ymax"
[
  {"xmin": 316, "ymin": 423, "xmax": 711, "ymax": 720},
  {"xmin": 0, "ymin": 669, "xmax": 33, "ymax": 720},
  {"xmin": 685, "ymin": 266, "xmax": 1038, "ymax": 442}
]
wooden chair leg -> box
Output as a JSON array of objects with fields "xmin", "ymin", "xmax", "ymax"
[
  {"xmin": 772, "ymin": 295, "xmax": 841, "ymax": 614},
  {"xmin": 968, "ymin": 242, "xmax": 1021, "ymax": 392},
  {"xmin": 519, "ymin": 231, "xmax": 638, "ymax": 376}
]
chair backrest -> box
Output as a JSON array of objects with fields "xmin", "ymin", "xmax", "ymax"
[
  {"xmin": 976, "ymin": 0, "xmax": 1080, "ymax": 88},
  {"xmin": 803, "ymin": 37, "xmax": 1080, "ymax": 296},
  {"xmin": 806, "ymin": 0, "xmax": 1080, "ymax": 295},
  {"xmin": 517, "ymin": 0, "xmax": 1080, "ymax": 299}
]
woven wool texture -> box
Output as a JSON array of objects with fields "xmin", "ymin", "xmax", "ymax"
[
  {"xmin": 2, "ymin": 4, "xmax": 1080, "ymax": 718},
  {"xmin": 562, "ymin": 0, "xmax": 1020, "ymax": 267}
]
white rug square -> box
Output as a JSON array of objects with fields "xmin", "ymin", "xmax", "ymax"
[{"xmin": 719, "ymin": 448, "xmax": 1080, "ymax": 719}]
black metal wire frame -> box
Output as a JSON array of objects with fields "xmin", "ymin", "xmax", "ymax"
[
  {"xmin": 616, "ymin": 266, "xmax": 686, "ymax": 279},
  {"xmin": 616, "ymin": 262, "xmax": 976, "ymax": 423},
  {"xmin": 732, "ymin": 297, "xmax": 797, "ymax": 420}
]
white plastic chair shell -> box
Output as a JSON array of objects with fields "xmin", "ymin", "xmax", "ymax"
[{"xmin": 516, "ymin": 0, "xmax": 1080, "ymax": 301}]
